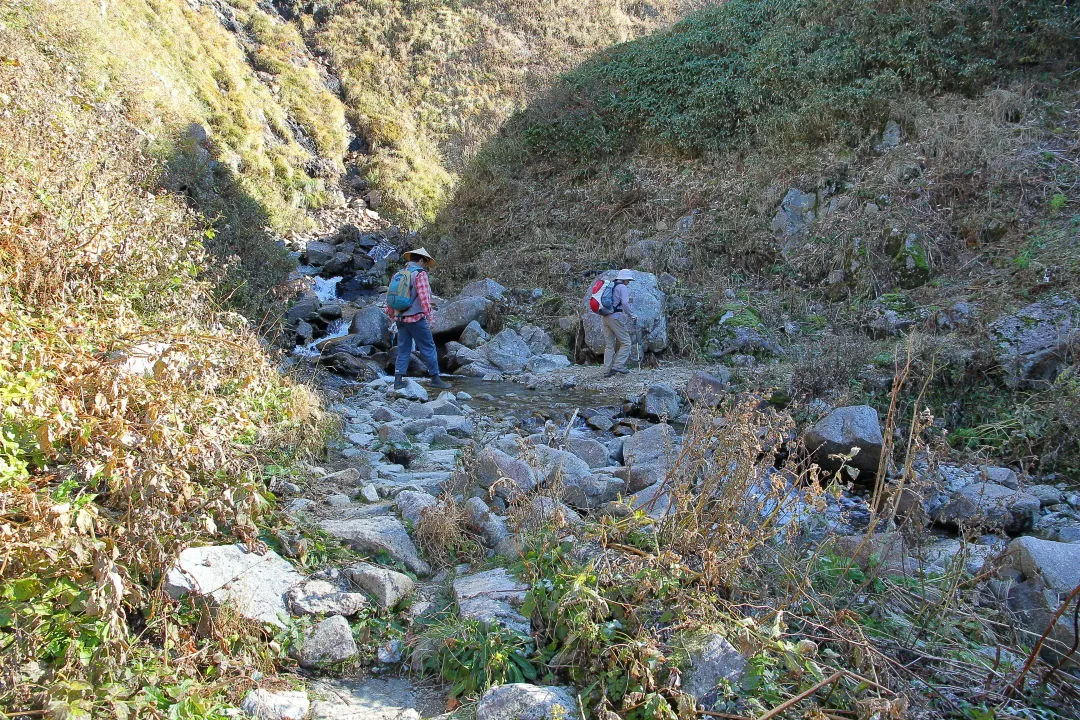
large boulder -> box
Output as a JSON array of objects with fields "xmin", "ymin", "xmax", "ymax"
[
  {"xmin": 319, "ymin": 516, "xmax": 431, "ymax": 576},
  {"xmin": 622, "ymin": 423, "xmax": 678, "ymax": 492},
  {"xmin": 477, "ymin": 684, "xmax": 579, "ymax": 720},
  {"xmin": 932, "ymin": 482, "xmax": 1040, "ymax": 534},
  {"xmin": 530, "ymin": 445, "xmax": 592, "ymax": 486},
  {"xmin": 241, "ymin": 689, "xmax": 310, "ymax": 720},
  {"xmin": 519, "ymin": 325, "xmax": 555, "ymax": 355},
  {"xmin": 431, "ymin": 296, "xmax": 494, "ymax": 340},
  {"xmin": 989, "ymin": 295, "xmax": 1079, "ymax": 387},
  {"xmin": 524, "ymin": 354, "xmax": 571, "ymax": 374},
  {"xmin": 443, "ymin": 341, "xmax": 483, "ymax": 370},
  {"xmin": 641, "ymin": 382, "xmax": 681, "ymax": 419},
  {"xmin": 285, "ymin": 291, "xmax": 321, "ymax": 325},
  {"xmin": 1002, "ymin": 537, "xmax": 1080, "ymax": 593},
  {"xmin": 164, "ymin": 544, "xmax": 302, "ymax": 627},
  {"xmin": 582, "ymin": 270, "xmax": 668, "ymax": 354},
  {"xmin": 304, "ymin": 240, "xmax": 335, "ymax": 267},
  {"xmin": 804, "ymin": 405, "xmax": 883, "ymax": 475},
  {"xmin": 560, "ymin": 473, "xmax": 625, "ymax": 510},
  {"xmin": 349, "ymin": 306, "xmax": 391, "ymax": 347},
  {"xmin": 453, "ymin": 568, "xmax": 531, "ymax": 635},
  {"xmin": 567, "ymin": 436, "xmax": 609, "ymax": 469},
  {"xmin": 481, "ymin": 329, "xmax": 534, "ymax": 373},
  {"xmin": 459, "ymin": 320, "xmax": 490, "ymax": 349},
  {"xmin": 459, "ymin": 278, "xmax": 507, "ymax": 302},
  {"xmin": 395, "ymin": 490, "xmax": 438, "ymax": 526}
]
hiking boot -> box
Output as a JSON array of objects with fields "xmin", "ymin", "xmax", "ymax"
[
  {"xmin": 613, "ymin": 367, "xmax": 630, "ymax": 374},
  {"xmin": 429, "ymin": 375, "xmax": 451, "ymax": 389},
  {"xmin": 603, "ymin": 370, "xmax": 616, "ymax": 378},
  {"xmin": 393, "ymin": 374, "xmax": 406, "ymax": 390}
]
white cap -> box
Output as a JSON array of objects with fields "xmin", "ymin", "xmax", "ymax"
[{"xmin": 615, "ymin": 269, "xmax": 635, "ymax": 281}]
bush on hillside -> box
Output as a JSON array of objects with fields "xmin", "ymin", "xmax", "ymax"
[{"xmin": 518, "ymin": 0, "xmax": 1075, "ymax": 158}]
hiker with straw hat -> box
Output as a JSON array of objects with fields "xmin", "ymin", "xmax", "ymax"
[{"xmin": 385, "ymin": 247, "xmax": 451, "ymax": 390}]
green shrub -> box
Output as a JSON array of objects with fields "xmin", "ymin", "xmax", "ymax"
[{"xmin": 517, "ymin": 0, "xmax": 1075, "ymax": 159}]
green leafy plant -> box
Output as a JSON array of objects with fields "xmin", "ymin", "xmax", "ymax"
[{"xmin": 420, "ymin": 617, "xmax": 539, "ymax": 699}]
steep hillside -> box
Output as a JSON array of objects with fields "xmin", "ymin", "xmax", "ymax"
[
  {"xmin": 283, "ymin": 0, "xmax": 706, "ymax": 225},
  {"xmin": 434, "ymin": 0, "xmax": 1079, "ymax": 474}
]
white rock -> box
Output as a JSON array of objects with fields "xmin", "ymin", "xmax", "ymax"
[{"xmin": 241, "ymin": 689, "xmax": 310, "ymax": 720}]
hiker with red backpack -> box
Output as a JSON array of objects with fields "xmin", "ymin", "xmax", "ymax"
[
  {"xmin": 385, "ymin": 248, "xmax": 451, "ymax": 390},
  {"xmin": 588, "ymin": 269, "xmax": 638, "ymax": 377}
]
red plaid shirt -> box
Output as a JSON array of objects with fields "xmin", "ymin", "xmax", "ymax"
[{"xmin": 386, "ymin": 266, "xmax": 434, "ymax": 323}]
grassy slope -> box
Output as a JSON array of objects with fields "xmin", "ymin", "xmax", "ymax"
[
  {"xmin": 0, "ymin": 1, "xmax": 331, "ymax": 715},
  {"xmin": 433, "ymin": 0, "xmax": 1080, "ymax": 474},
  {"xmin": 297, "ymin": 0, "xmax": 706, "ymax": 225}
]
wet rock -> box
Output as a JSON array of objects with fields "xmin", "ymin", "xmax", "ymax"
[
  {"xmin": 349, "ymin": 307, "xmax": 392, "ymax": 348},
  {"xmin": 481, "ymin": 329, "xmax": 534, "ymax": 373},
  {"xmin": 622, "ymin": 423, "xmax": 678, "ymax": 492},
  {"xmin": 582, "ymin": 270, "xmax": 668, "ymax": 353},
  {"xmin": 685, "ymin": 370, "xmax": 731, "ymax": 407},
  {"xmin": 241, "ymin": 689, "xmax": 310, "ymax": 720},
  {"xmin": 476, "ymin": 447, "xmax": 537, "ymax": 501},
  {"xmin": 453, "ymin": 568, "xmax": 531, "ymax": 635},
  {"xmin": 524, "ymin": 353, "xmax": 571, "ymax": 373},
  {"xmin": 346, "ymin": 562, "xmax": 416, "ymax": 609},
  {"xmin": 431, "ymin": 296, "xmax": 494, "ymax": 340},
  {"xmin": 933, "ymin": 483, "xmax": 1040, "ymax": 534},
  {"xmin": 286, "ymin": 291, "xmax": 321, "ymax": 325},
  {"xmin": 286, "ymin": 579, "xmax": 369, "ymax": 617},
  {"xmin": 305, "ymin": 240, "xmax": 335, "ymax": 266},
  {"xmin": 990, "ymin": 295, "xmax": 1079, "ymax": 387},
  {"xmin": 804, "ymin": 405, "xmax": 883, "ymax": 475},
  {"xmin": 459, "ymin": 278, "xmax": 507, "ymax": 302},
  {"xmin": 1003, "ymin": 537, "xmax": 1080, "ymax": 593},
  {"xmin": 682, "ymin": 634, "xmax": 748, "ymax": 706},
  {"xmin": 164, "ymin": 544, "xmax": 302, "ymax": 627},
  {"xmin": 395, "ymin": 490, "xmax": 438, "ymax": 526},
  {"xmin": 460, "ymin": 321, "xmax": 490, "ymax": 349},
  {"xmin": 476, "ymin": 684, "xmax": 579, "ymax": 720},
  {"xmin": 320, "ymin": 516, "xmax": 431, "ymax": 576},
  {"xmin": 296, "ymin": 615, "xmax": 358, "ymax": 668}
]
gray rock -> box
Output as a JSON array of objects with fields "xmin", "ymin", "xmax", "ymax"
[
  {"xmin": 395, "ymin": 490, "xmax": 438, "ymax": 527},
  {"xmin": 349, "ymin": 307, "xmax": 391, "ymax": 348},
  {"xmin": 308, "ymin": 677, "xmax": 423, "ymax": 720},
  {"xmin": 346, "ymin": 562, "xmax": 416, "ymax": 608},
  {"xmin": 164, "ymin": 545, "xmax": 302, "ymax": 627},
  {"xmin": 286, "ymin": 579, "xmax": 369, "ymax": 617},
  {"xmin": 359, "ymin": 484, "xmax": 381, "ymax": 503},
  {"xmin": 627, "ymin": 481, "xmax": 675, "ymax": 521},
  {"xmin": 1028, "ymin": 484, "xmax": 1065, "ymax": 506},
  {"xmin": 519, "ymin": 325, "xmax": 555, "ymax": 355},
  {"xmin": 523, "ymin": 496, "xmax": 584, "ymax": 529},
  {"xmin": 622, "ymin": 423, "xmax": 678, "ymax": 492},
  {"xmin": 326, "ymin": 493, "xmax": 354, "ymax": 507},
  {"xmin": 459, "ymin": 278, "xmax": 507, "ymax": 302},
  {"xmin": 476, "ymin": 447, "xmax": 537, "ymax": 501},
  {"xmin": 531, "ymin": 445, "xmax": 592, "ymax": 485},
  {"xmin": 464, "ymin": 497, "xmax": 510, "ymax": 547},
  {"xmin": 685, "ymin": 370, "xmax": 730, "ymax": 407},
  {"xmin": 320, "ymin": 467, "xmax": 362, "ymax": 485},
  {"xmin": 990, "ymin": 295, "xmax": 1079, "ymax": 387},
  {"xmin": 459, "ymin": 321, "xmax": 490, "ymax": 349},
  {"xmin": 286, "ymin": 292, "xmax": 321, "ymax": 325},
  {"xmin": 804, "ymin": 405, "xmax": 883, "ymax": 475},
  {"xmin": 394, "ymin": 379, "xmax": 429, "ymax": 402},
  {"xmin": 241, "ymin": 689, "xmax": 310, "ymax": 720},
  {"xmin": 454, "ymin": 568, "xmax": 531, "ymax": 635},
  {"xmin": 476, "ymin": 684, "xmax": 579, "ymax": 720},
  {"xmin": 933, "ymin": 482, "xmax": 1040, "ymax": 534},
  {"xmin": 524, "ymin": 353, "xmax": 571, "ymax": 373},
  {"xmin": 582, "ymin": 270, "xmax": 668, "ymax": 353},
  {"xmin": 981, "ymin": 466, "xmax": 1018, "ymax": 490},
  {"xmin": 297, "ymin": 615, "xmax": 359, "ymax": 668},
  {"xmin": 771, "ymin": 188, "xmax": 816, "ymax": 243},
  {"xmin": 560, "ymin": 473, "xmax": 625, "ymax": 510},
  {"xmin": 378, "ymin": 424, "xmax": 409, "ymax": 446},
  {"xmin": 431, "ymin": 296, "xmax": 494, "ymax": 340},
  {"xmin": 1003, "ymin": 537, "xmax": 1080, "ymax": 593},
  {"xmin": 482, "ymin": 330, "xmax": 534, "ymax": 373},
  {"xmin": 682, "ymin": 634, "xmax": 748, "ymax": 705},
  {"xmin": 876, "ymin": 119, "xmax": 902, "ymax": 150},
  {"xmin": 585, "ymin": 409, "xmax": 617, "ymax": 432},
  {"xmin": 642, "ymin": 382, "xmax": 680, "ymax": 419},
  {"xmin": 567, "ymin": 436, "xmax": 609, "ymax": 469},
  {"xmin": 305, "ymin": 241, "xmax": 335, "ymax": 267},
  {"xmin": 320, "ymin": 517, "xmax": 431, "ymax": 576}
]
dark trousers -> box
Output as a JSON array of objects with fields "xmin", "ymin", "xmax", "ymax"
[{"xmin": 395, "ymin": 316, "xmax": 441, "ymax": 377}]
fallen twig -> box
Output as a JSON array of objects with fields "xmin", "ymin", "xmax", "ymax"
[{"xmin": 755, "ymin": 671, "xmax": 844, "ymax": 720}]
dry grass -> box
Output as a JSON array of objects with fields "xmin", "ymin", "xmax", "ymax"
[{"xmin": 415, "ymin": 497, "xmax": 487, "ymax": 568}]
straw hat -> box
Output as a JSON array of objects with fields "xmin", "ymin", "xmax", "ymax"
[
  {"xmin": 405, "ymin": 247, "xmax": 436, "ymax": 266},
  {"xmin": 615, "ymin": 269, "xmax": 635, "ymax": 281}
]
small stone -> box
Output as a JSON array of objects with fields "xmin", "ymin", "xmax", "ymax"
[
  {"xmin": 346, "ymin": 562, "xmax": 416, "ymax": 608},
  {"xmin": 296, "ymin": 615, "xmax": 358, "ymax": 668},
  {"xmin": 359, "ymin": 484, "xmax": 381, "ymax": 503},
  {"xmin": 286, "ymin": 579, "xmax": 368, "ymax": 617}
]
